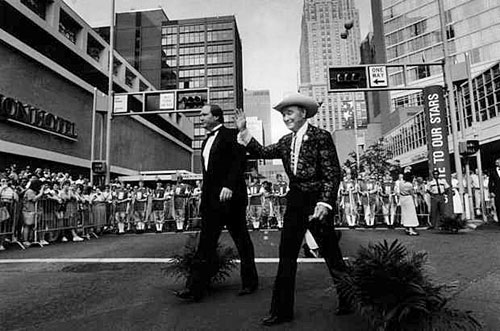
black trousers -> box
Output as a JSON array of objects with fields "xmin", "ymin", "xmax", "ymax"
[
  {"xmin": 430, "ymin": 194, "xmax": 446, "ymax": 227},
  {"xmin": 187, "ymin": 200, "xmax": 258, "ymax": 296},
  {"xmin": 270, "ymin": 188, "xmax": 347, "ymax": 319}
]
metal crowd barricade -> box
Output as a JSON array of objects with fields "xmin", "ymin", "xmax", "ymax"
[
  {"xmin": 32, "ymin": 197, "xmax": 83, "ymax": 247},
  {"xmin": 185, "ymin": 196, "xmax": 201, "ymax": 231},
  {"xmin": 33, "ymin": 197, "xmax": 57, "ymax": 247},
  {"xmin": 79, "ymin": 200, "xmax": 99, "ymax": 238},
  {"xmin": 0, "ymin": 199, "xmax": 24, "ymax": 249}
]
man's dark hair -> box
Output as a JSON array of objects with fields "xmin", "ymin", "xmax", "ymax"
[{"xmin": 207, "ymin": 104, "xmax": 224, "ymax": 124}]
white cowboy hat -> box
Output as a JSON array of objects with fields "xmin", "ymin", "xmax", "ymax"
[{"xmin": 273, "ymin": 93, "xmax": 321, "ymax": 118}]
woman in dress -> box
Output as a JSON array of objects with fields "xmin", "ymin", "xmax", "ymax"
[{"xmin": 398, "ymin": 172, "xmax": 419, "ymax": 236}]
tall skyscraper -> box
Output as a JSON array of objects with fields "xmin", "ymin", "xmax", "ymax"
[
  {"xmin": 299, "ymin": 0, "xmax": 367, "ymax": 133},
  {"xmin": 162, "ymin": 16, "xmax": 243, "ymax": 173},
  {"xmin": 243, "ymin": 89, "xmax": 272, "ymax": 145}
]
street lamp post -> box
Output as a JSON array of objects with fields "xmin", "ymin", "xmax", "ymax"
[
  {"xmin": 341, "ymin": 20, "xmax": 360, "ymax": 172},
  {"xmin": 437, "ymin": 0, "xmax": 465, "ymax": 198},
  {"xmin": 105, "ymin": 0, "xmax": 116, "ymax": 184}
]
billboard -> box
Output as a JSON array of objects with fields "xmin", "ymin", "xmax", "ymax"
[{"xmin": 423, "ymin": 85, "xmax": 453, "ymax": 215}]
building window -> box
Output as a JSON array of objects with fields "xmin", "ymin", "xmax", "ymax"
[
  {"xmin": 125, "ymin": 69, "xmax": 136, "ymax": 87},
  {"xmin": 86, "ymin": 34, "xmax": 104, "ymax": 62},
  {"xmin": 446, "ymin": 25, "xmax": 455, "ymax": 40},
  {"xmin": 21, "ymin": 0, "xmax": 51, "ymax": 19},
  {"xmin": 59, "ymin": 10, "xmax": 81, "ymax": 44},
  {"xmin": 139, "ymin": 81, "xmax": 148, "ymax": 92},
  {"xmin": 113, "ymin": 57, "xmax": 122, "ymax": 76}
]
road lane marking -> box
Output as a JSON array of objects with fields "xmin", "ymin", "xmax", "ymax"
[{"xmin": 0, "ymin": 257, "xmax": 344, "ymax": 264}]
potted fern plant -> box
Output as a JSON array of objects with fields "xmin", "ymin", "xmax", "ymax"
[
  {"xmin": 333, "ymin": 240, "xmax": 481, "ymax": 330},
  {"xmin": 163, "ymin": 233, "xmax": 239, "ymax": 287}
]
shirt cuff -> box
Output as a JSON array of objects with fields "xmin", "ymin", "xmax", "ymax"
[
  {"xmin": 237, "ymin": 129, "xmax": 252, "ymax": 146},
  {"xmin": 317, "ymin": 202, "xmax": 332, "ymax": 210}
]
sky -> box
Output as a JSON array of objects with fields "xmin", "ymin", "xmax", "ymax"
[{"xmin": 65, "ymin": 0, "xmax": 372, "ymax": 141}]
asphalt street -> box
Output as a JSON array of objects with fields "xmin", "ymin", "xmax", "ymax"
[{"xmin": 1, "ymin": 226, "xmax": 500, "ymax": 330}]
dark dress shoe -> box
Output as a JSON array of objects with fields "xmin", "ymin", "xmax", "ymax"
[
  {"xmin": 174, "ymin": 289, "xmax": 202, "ymax": 302},
  {"xmin": 335, "ymin": 306, "xmax": 354, "ymax": 315},
  {"xmin": 237, "ymin": 286, "xmax": 257, "ymax": 296},
  {"xmin": 261, "ymin": 315, "xmax": 293, "ymax": 326}
]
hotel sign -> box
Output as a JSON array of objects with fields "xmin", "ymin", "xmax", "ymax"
[{"xmin": 0, "ymin": 94, "xmax": 77, "ymax": 140}]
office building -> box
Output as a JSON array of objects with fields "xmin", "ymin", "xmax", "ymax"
[
  {"xmin": 299, "ymin": 0, "xmax": 372, "ymax": 163},
  {"xmin": 243, "ymin": 89, "xmax": 272, "ymax": 145},
  {"xmin": 375, "ymin": 0, "xmax": 500, "ymax": 170},
  {"xmin": 0, "ymin": 0, "xmax": 193, "ymax": 175},
  {"xmin": 97, "ymin": 14, "xmax": 243, "ymax": 173},
  {"xmin": 162, "ymin": 16, "xmax": 244, "ymax": 172},
  {"xmin": 299, "ymin": 0, "xmax": 367, "ymax": 133},
  {"xmin": 95, "ymin": 9, "xmax": 168, "ymax": 89}
]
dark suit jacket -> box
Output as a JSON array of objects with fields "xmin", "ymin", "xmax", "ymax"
[
  {"xmin": 245, "ymin": 124, "xmax": 341, "ymax": 207},
  {"xmin": 488, "ymin": 168, "xmax": 500, "ymax": 197},
  {"xmin": 200, "ymin": 126, "xmax": 248, "ymax": 215}
]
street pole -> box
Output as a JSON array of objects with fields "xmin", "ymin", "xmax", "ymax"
[
  {"xmin": 438, "ymin": 0, "xmax": 464, "ymax": 196},
  {"xmin": 341, "ymin": 21, "xmax": 360, "ymax": 174},
  {"xmin": 466, "ymin": 52, "xmax": 487, "ymax": 222},
  {"xmin": 457, "ymin": 88, "xmax": 474, "ymax": 219},
  {"xmin": 90, "ymin": 88, "xmax": 97, "ymax": 186},
  {"xmin": 352, "ymin": 92, "xmax": 360, "ymax": 172},
  {"xmin": 105, "ymin": 0, "xmax": 115, "ymax": 185}
]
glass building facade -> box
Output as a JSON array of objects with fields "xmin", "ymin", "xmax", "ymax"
[
  {"xmin": 383, "ymin": 0, "xmax": 500, "ymax": 113},
  {"xmin": 299, "ymin": 0, "xmax": 367, "ymax": 132},
  {"xmin": 161, "ymin": 16, "xmax": 243, "ymax": 153},
  {"xmin": 379, "ymin": 0, "xmax": 500, "ymax": 168},
  {"xmin": 385, "ymin": 62, "xmax": 500, "ymax": 168}
]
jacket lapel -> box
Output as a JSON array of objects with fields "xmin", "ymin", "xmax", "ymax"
[
  {"xmin": 282, "ymin": 133, "xmax": 294, "ymax": 176},
  {"xmin": 295, "ymin": 125, "xmax": 315, "ymax": 175}
]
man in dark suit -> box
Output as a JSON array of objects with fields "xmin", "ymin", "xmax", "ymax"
[
  {"xmin": 235, "ymin": 93, "xmax": 350, "ymax": 326},
  {"xmin": 175, "ymin": 104, "xmax": 258, "ymax": 302},
  {"xmin": 488, "ymin": 158, "xmax": 500, "ymax": 222}
]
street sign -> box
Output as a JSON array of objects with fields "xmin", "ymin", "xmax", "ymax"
[
  {"xmin": 113, "ymin": 95, "xmax": 128, "ymax": 114},
  {"xmin": 92, "ymin": 161, "xmax": 106, "ymax": 174},
  {"xmin": 368, "ymin": 66, "xmax": 388, "ymax": 88},
  {"xmin": 328, "ymin": 66, "xmax": 367, "ymax": 90},
  {"xmin": 159, "ymin": 92, "xmax": 175, "ymax": 110}
]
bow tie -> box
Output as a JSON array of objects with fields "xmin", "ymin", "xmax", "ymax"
[{"xmin": 207, "ymin": 129, "xmax": 219, "ymax": 137}]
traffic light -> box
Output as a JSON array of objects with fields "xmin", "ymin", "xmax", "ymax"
[
  {"xmin": 92, "ymin": 161, "xmax": 106, "ymax": 174},
  {"xmin": 329, "ymin": 66, "xmax": 367, "ymax": 90},
  {"xmin": 177, "ymin": 90, "xmax": 207, "ymax": 110},
  {"xmin": 459, "ymin": 140, "xmax": 480, "ymax": 156}
]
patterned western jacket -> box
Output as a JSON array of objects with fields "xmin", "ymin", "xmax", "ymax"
[{"xmin": 245, "ymin": 124, "xmax": 341, "ymax": 207}]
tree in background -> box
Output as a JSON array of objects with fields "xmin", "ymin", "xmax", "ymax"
[{"xmin": 343, "ymin": 139, "xmax": 394, "ymax": 178}]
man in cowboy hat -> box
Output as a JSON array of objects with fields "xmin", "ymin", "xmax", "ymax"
[{"xmin": 235, "ymin": 93, "xmax": 350, "ymax": 326}]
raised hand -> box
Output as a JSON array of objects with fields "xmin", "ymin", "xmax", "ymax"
[{"xmin": 234, "ymin": 108, "xmax": 247, "ymax": 132}]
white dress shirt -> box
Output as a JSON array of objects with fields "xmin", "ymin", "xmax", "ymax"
[
  {"xmin": 290, "ymin": 122, "xmax": 309, "ymax": 175},
  {"xmin": 202, "ymin": 124, "xmax": 222, "ymax": 171}
]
